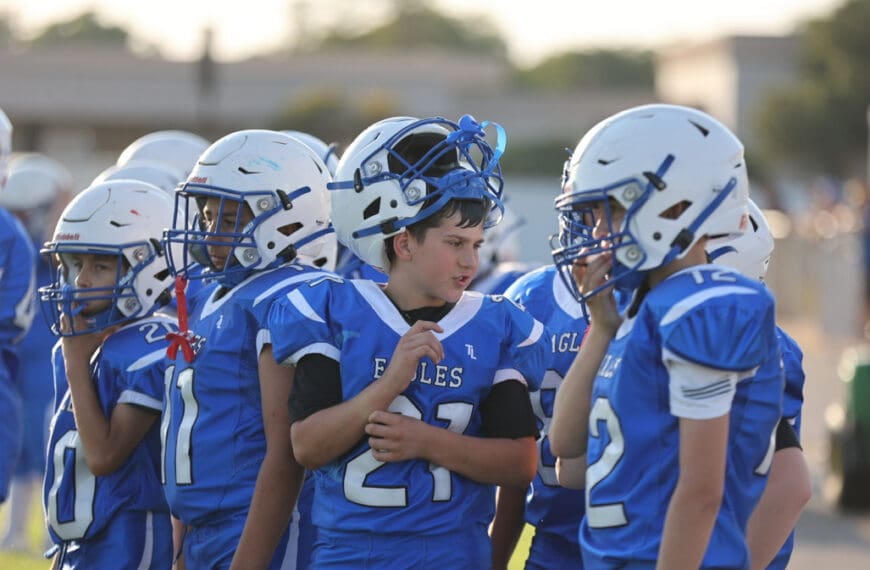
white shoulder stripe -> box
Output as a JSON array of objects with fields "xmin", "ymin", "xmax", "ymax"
[
  {"xmin": 494, "ymin": 368, "xmax": 527, "ymax": 387},
  {"xmin": 288, "ymin": 343, "xmax": 340, "ymax": 366},
  {"xmin": 660, "ymin": 285, "xmax": 758, "ymax": 326},
  {"xmin": 517, "ymin": 319, "xmax": 544, "ymax": 348},
  {"xmin": 127, "ymin": 348, "xmax": 167, "ymax": 372},
  {"xmin": 252, "ymin": 270, "xmax": 329, "ymax": 307},
  {"xmin": 287, "ymin": 288, "xmax": 325, "ymax": 324},
  {"xmin": 118, "ymin": 389, "xmax": 161, "ymax": 411}
]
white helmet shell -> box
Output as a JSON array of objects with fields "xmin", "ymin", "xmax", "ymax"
[
  {"xmin": 117, "ymin": 130, "xmax": 210, "ymax": 179},
  {"xmin": 707, "ymin": 199, "xmax": 773, "ymax": 281},
  {"xmin": 41, "ymin": 179, "xmax": 175, "ymax": 333},
  {"xmin": 561, "ymin": 104, "xmax": 749, "ymax": 273},
  {"xmin": 330, "ymin": 115, "xmax": 505, "ymax": 272},
  {"xmin": 282, "ymin": 131, "xmax": 340, "ymax": 177},
  {"xmin": 94, "ymin": 159, "xmax": 185, "ymax": 195},
  {"xmin": 165, "ymin": 129, "xmax": 332, "ymax": 283},
  {"xmin": 1, "ymin": 153, "xmax": 72, "ymax": 212}
]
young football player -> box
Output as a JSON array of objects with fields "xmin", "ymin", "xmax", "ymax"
[
  {"xmin": 0, "ymin": 154, "xmax": 72, "ymax": 553},
  {"xmin": 548, "ymin": 104, "xmax": 782, "ymax": 569},
  {"xmin": 266, "ymin": 114, "xmax": 549, "ymax": 569},
  {"xmin": 161, "ymin": 129, "xmax": 333, "ymax": 570},
  {"xmin": 0, "ymin": 108, "xmax": 35, "ymax": 509},
  {"xmin": 707, "ymin": 200, "xmax": 811, "ymax": 569},
  {"xmin": 489, "ymin": 196, "xmax": 592, "ymax": 569},
  {"xmin": 39, "ymin": 179, "xmax": 177, "ymax": 568}
]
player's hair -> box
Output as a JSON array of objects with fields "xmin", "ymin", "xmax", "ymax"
[{"xmin": 385, "ymin": 198, "xmax": 490, "ymax": 265}]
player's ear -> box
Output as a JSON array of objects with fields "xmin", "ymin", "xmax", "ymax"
[{"xmin": 392, "ymin": 230, "xmax": 413, "ymax": 262}]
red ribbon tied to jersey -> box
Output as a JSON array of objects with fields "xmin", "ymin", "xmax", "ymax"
[{"xmin": 166, "ymin": 275, "xmax": 195, "ymax": 363}]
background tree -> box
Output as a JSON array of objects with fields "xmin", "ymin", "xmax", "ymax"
[
  {"xmin": 311, "ymin": 1, "xmax": 507, "ymax": 59},
  {"xmin": 756, "ymin": 0, "xmax": 870, "ymax": 177},
  {"xmin": 514, "ymin": 49, "xmax": 654, "ymax": 90},
  {"xmin": 26, "ymin": 11, "xmax": 128, "ymax": 49}
]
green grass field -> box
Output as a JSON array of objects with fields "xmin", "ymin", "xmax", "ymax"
[
  {"xmin": 0, "ymin": 504, "xmax": 536, "ymax": 570},
  {"xmin": 0, "ymin": 493, "xmax": 50, "ymax": 570}
]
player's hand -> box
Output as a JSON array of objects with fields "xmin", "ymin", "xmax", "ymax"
[
  {"xmin": 383, "ymin": 320, "xmax": 444, "ymax": 391},
  {"xmin": 582, "ymin": 251, "xmax": 621, "ymax": 336},
  {"xmin": 59, "ymin": 312, "xmax": 106, "ymax": 364},
  {"xmin": 365, "ymin": 410, "xmax": 427, "ymax": 462}
]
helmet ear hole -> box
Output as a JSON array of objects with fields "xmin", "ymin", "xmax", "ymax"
[{"xmin": 363, "ymin": 198, "xmax": 381, "ymax": 220}]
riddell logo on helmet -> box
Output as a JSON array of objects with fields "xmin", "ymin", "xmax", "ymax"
[
  {"xmin": 189, "ymin": 176, "xmax": 207, "ymax": 184},
  {"xmin": 55, "ymin": 233, "xmax": 80, "ymax": 240}
]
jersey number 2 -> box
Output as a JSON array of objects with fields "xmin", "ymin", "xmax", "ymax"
[{"xmin": 586, "ymin": 397, "xmax": 628, "ymax": 528}]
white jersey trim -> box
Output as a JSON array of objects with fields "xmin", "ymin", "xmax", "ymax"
[
  {"xmin": 127, "ymin": 348, "xmax": 168, "ymax": 373},
  {"xmin": 118, "ymin": 389, "xmax": 162, "ymax": 412},
  {"xmin": 287, "ymin": 342, "xmax": 340, "ymax": 366},
  {"xmin": 494, "ymin": 368, "xmax": 527, "ymax": 387},
  {"xmin": 663, "ymin": 348, "xmax": 755, "ymax": 420}
]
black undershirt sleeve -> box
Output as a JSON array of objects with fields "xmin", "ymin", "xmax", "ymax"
[
  {"xmin": 289, "ymin": 353, "xmax": 342, "ymax": 423},
  {"xmin": 774, "ymin": 417, "xmax": 801, "ymax": 451},
  {"xmin": 479, "ymin": 379, "xmax": 539, "ymax": 440}
]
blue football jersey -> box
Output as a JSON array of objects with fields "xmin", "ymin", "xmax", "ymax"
[
  {"xmin": 0, "ymin": 209, "xmax": 36, "ymax": 500},
  {"xmin": 777, "ymin": 326, "xmax": 804, "ymax": 435},
  {"xmin": 43, "ymin": 314, "xmax": 176, "ymax": 544},
  {"xmin": 472, "ymin": 262, "xmax": 540, "ymax": 295},
  {"xmin": 267, "ymin": 278, "xmax": 549, "ymax": 535},
  {"xmin": 15, "ymin": 245, "xmax": 57, "ymax": 475},
  {"xmin": 767, "ymin": 326, "xmax": 806, "ymax": 570},
  {"xmin": 579, "ymin": 265, "xmax": 782, "ymax": 569},
  {"xmin": 161, "ymin": 263, "xmax": 329, "ymax": 526},
  {"xmin": 504, "ymin": 265, "xmax": 587, "ymax": 545}
]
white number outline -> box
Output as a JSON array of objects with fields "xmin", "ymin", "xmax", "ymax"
[
  {"xmin": 160, "ymin": 365, "xmax": 198, "ymax": 485},
  {"xmin": 529, "ymin": 369, "xmax": 561, "ymax": 486},
  {"xmin": 344, "ymin": 395, "xmax": 473, "ymax": 507},
  {"xmin": 585, "ymin": 397, "xmax": 628, "ymax": 528},
  {"xmin": 47, "ymin": 429, "xmax": 96, "ymax": 540}
]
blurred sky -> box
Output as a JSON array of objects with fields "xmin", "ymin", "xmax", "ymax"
[{"xmin": 0, "ymin": 0, "xmax": 847, "ymax": 65}]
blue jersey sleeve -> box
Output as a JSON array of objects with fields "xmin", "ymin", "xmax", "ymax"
[
  {"xmin": 494, "ymin": 295, "xmax": 550, "ymax": 392},
  {"xmin": 661, "ymin": 287, "xmax": 777, "ymax": 371},
  {"xmin": 267, "ymin": 276, "xmax": 344, "ymax": 365},
  {"xmin": 103, "ymin": 317, "xmax": 176, "ymax": 412},
  {"xmin": 777, "ymin": 327, "xmax": 805, "ymax": 429},
  {"xmin": 0, "ymin": 210, "xmax": 36, "ymax": 347}
]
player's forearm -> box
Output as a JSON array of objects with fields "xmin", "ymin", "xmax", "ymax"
[
  {"xmin": 550, "ymin": 325, "xmax": 610, "ymax": 458},
  {"xmin": 556, "ymin": 454, "xmax": 587, "ymax": 489},
  {"xmin": 489, "ymin": 485, "xmax": 528, "ymax": 569},
  {"xmin": 230, "ymin": 450, "xmax": 304, "ymax": 570},
  {"xmin": 292, "ymin": 374, "xmax": 407, "ymax": 469},
  {"xmin": 656, "ymin": 479, "xmax": 722, "ymax": 569},
  {"xmin": 422, "ymin": 429, "xmax": 537, "ymax": 486},
  {"xmin": 64, "ymin": 356, "xmax": 115, "ymax": 474},
  {"xmin": 746, "ymin": 447, "xmax": 811, "ymax": 570}
]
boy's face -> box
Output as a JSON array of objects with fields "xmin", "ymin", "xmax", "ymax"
[
  {"xmin": 199, "ymin": 196, "xmax": 254, "ymax": 270},
  {"xmin": 405, "ymin": 210, "xmax": 484, "ymax": 305},
  {"xmin": 61, "ymin": 252, "xmax": 121, "ymax": 315}
]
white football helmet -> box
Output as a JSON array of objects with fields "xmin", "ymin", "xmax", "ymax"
[
  {"xmin": 164, "ymin": 129, "xmax": 332, "ymax": 285},
  {"xmin": 39, "ymin": 180, "xmax": 175, "ymax": 335},
  {"xmin": 117, "ymin": 130, "xmax": 210, "ymax": 179},
  {"xmin": 282, "ymin": 131, "xmax": 340, "ymax": 177},
  {"xmin": 552, "ymin": 104, "xmax": 749, "ymax": 300},
  {"xmin": 0, "ymin": 107, "xmax": 11, "ymax": 190},
  {"xmin": 707, "ymin": 199, "xmax": 773, "ymax": 281},
  {"xmin": 1, "ymin": 153, "xmax": 73, "ymax": 241},
  {"xmin": 94, "ymin": 159, "xmax": 185, "ymax": 194},
  {"xmin": 329, "ymin": 114, "xmax": 505, "ymax": 271}
]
